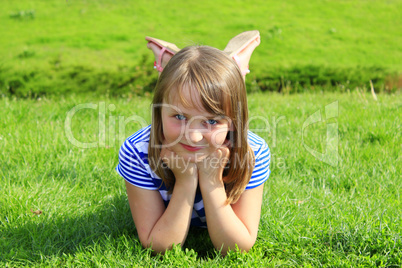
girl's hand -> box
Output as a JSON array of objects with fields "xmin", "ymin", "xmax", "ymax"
[
  {"xmin": 196, "ymin": 147, "xmax": 230, "ymax": 182},
  {"xmin": 160, "ymin": 145, "xmax": 198, "ymax": 182}
]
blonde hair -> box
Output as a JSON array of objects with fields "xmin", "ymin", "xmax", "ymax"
[{"xmin": 148, "ymin": 46, "xmax": 255, "ymax": 204}]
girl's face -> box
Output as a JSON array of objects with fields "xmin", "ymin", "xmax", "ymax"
[{"xmin": 160, "ymin": 86, "xmax": 232, "ymax": 162}]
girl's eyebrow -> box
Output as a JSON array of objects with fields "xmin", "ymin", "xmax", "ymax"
[
  {"xmin": 212, "ymin": 114, "xmax": 226, "ymax": 119},
  {"xmin": 184, "ymin": 113, "xmax": 226, "ymax": 120},
  {"xmin": 171, "ymin": 109, "xmax": 224, "ymax": 119},
  {"xmin": 166, "ymin": 105, "xmax": 226, "ymax": 119}
]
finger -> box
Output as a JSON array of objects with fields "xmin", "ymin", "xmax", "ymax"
[
  {"xmin": 220, "ymin": 147, "xmax": 230, "ymax": 159},
  {"xmin": 219, "ymin": 147, "xmax": 230, "ymax": 167},
  {"xmin": 212, "ymin": 147, "xmax": 229, "ymax": 159}
]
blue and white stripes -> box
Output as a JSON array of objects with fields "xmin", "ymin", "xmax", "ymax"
[
  {"xmin": 116, "ymin": 125, "xmax": 271, "ymax": 227},
  {"xmin": 246, "ymin": 131, "xmax": 271, "ymax": 190}
]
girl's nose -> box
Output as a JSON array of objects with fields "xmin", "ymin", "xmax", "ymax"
[{"xmin": 186, "ymin": 129, "xmax": 204, "ymax": 144}]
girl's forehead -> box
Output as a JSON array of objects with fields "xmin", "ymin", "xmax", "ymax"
[
  {"xmin": 166, "ymin": 85, "xmax": 204, "ymax": 111},
  {"xmin": 164, "ymin": 83, "xmax": 230, "ymax": 117}
]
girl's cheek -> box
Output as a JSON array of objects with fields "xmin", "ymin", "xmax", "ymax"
[
  {"xmin": 211, "ymin": 131, "xmax": 228, "ymax": 147},
  {"xmin": 166, "ymin": 121, "xmax": 185, "ymax": 140}
]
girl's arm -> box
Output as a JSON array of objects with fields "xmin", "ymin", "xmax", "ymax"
[
  {"xmin": 197, "ymin": 148, "xmax": 265, "ymax": 254},
  {"xmin": 125, "ymin": 149, "xmax": 198, "ymax": 254}
]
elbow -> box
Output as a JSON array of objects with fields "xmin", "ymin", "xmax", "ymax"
[
  {"xmin": 141, "ymin": 239, "xmax": 180, "ymax": 255},
  {"xmin": 141, "ymin": 242, "xmax": 168, "ymax": 255},
  {"xmin": 239, "ymin": 242, "xmax": 254, "ymax": 253},
  {"xmin": 138, "ymin": 230, "xmax": 188, "ymax": 254},
  {"xmin": 214, "ymin": 240, "xmax": 255, "ymax": 255}
]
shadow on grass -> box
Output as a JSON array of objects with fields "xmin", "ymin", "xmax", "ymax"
[
  {"xmin": 185, "ymin": 226, "xmax": 215, "ymax": 258},
  {"xmin": 1, "ymin": 194, "xmax": 216, "ymax": 263},
  {"xmin": 0, "ymin": 194, "xmax": 133, "ymax": 263}
]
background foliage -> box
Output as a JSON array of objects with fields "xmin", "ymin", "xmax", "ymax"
[{"xmin": 0, "ymin": 0, "xmax": 401, "ymax": 97}]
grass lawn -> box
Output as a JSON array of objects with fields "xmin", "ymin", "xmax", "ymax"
[
  {"xmin": 0, "ymin": 0, "xmax": 401, "ymax": 266},
  {"xmin": 0, "ymin": 91, "xmax": 400, "ymax": 266}
]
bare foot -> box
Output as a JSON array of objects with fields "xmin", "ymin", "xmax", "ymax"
[
  {"xmin": 233, "ymin": 36, "xmax": 260, "ymax": 79},
  {"xmin": 224, "ymin": 31, "xmax": 261, "ymax": 80},
  {"xmin": 145, "ymin": 37, "xmax": 180, "ymax": 75}
]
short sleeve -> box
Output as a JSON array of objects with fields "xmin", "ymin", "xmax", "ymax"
[
  {"xmin": 246, "ymin": 135, "xmax": 271, "ymax": 190},
  {"xmin": 116, "ymin": 137, "xmax": 158, "ymax": 190}
]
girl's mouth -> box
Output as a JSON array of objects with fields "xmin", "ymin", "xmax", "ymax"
[{"xmin": 180, "ymin": 143, "xmax": 204, "ymax": 152}]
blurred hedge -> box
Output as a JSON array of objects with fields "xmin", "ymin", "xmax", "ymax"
[
  {"xmin": 0, "ymin": 59, "xmax": 399, "ymax": 98},
  {"xmin": 253, "ymin": 65, "xmax": 399, "ymax": 94}
]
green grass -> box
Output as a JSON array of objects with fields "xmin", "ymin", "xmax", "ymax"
[
  {"xmin": 0, "ymin": 0, "xmax": 401, "ymax": 265},
  {"xmin": 1, "ymin": 0, "xmax": 401, "ymax": 96},
  {"xmin": 1, "ymin": 91, "xmax": 400, "ymax": 266}
]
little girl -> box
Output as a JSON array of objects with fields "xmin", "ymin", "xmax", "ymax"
[{"xmin": 116, "ymin": 34, "xmax": 270, "ymax": 254}]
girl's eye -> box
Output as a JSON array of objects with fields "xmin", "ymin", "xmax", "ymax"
[
  {"xmin": 175, "ymin": 114, "xmax": 186, "ymax": 121},
  {"xmin": 206, "ymin": 119, "xmax": 218, "ymax": 125}
]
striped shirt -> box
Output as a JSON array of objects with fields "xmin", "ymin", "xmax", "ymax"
[{"xmin": 116, "ymin": 125, "xmax": 271, "ymax": 227}]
